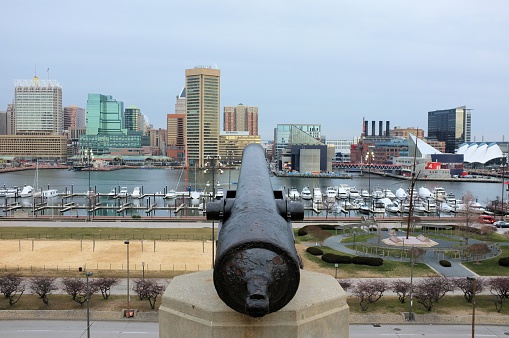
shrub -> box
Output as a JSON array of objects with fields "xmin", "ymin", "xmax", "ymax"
[
  {"xmin": 132, "ymin": 215, "xmax": 141, "ymax": 219},
  {"xmin": 297, "ymin": 227, "xmax": 308, "ymax": 236},
  {"xmin": 306, "ymin": 246, "xmax": 323, "ymax": 256},
  {"xmin": 439, "ymin": 260, "xmax": 451, "ymax": 267},
  {"xmin": 352, "ymin": 256, "xmax": 383, "ymax": 266},
  {"xmin": 498, "ymin": 257, "xmax": 509, "ymax": 267},
  {"xmin": 321, "ymin": 253, "xmax": 352, "ymax": 264},
  {"xmin": 381, "ymin": 227, "xmax": 388, "ymax": 231}
]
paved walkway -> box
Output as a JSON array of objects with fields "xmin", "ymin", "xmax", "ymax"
[{"xmin": 324, "ymin": 234, "xmax": 479, "ymax": 277}]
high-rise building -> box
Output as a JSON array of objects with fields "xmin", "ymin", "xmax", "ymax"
[
  {"xmin": 86, "ymin": 94, "xmax": 125, "ymax": 135},
  {"xmin": 124, "ymin": 105, "xmax": 141, "ymax": 132},
  {"xmin": 223, "ymin": 104, "xmax": 258, "ymax": 136},
  {"xmin": 6, "ymin": 103, "xmax": 15, "ymax": 135},
  {"xmin": 185, "ymin": 66, "xmax": 220, "ymax": 167},
  {"xmin": 175, "ymin": 88, "xmax": 186, "ymax": 115},
  {"xmin": 63, "ymin": 105, "xmax": 85, "ymax": 130},
  {"xmin": 14, "ymin": 76, "xmax": 63, "ymax": 135},
  {"xmin": 167, "ymin": 113, "xmax": 186, "ymax": 162},
  {"xmin": 428, "ymin": 105, "xmax": 471, "ymax": 153},
  {"xmin": 80, "ymin": 94, "xmax": 142, "ymax": 154}
]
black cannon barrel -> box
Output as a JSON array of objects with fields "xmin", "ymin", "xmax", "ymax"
[{"xmin": 207, "ymin": 143, "xmax": 303, "ymax": 317}]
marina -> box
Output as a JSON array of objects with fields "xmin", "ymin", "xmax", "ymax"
[{"xmin": 0, "ymin": 167, "xmax": 507, "ymax": 219}]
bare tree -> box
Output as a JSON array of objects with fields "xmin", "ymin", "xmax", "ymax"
[
  {"xmin": 488, "ymin": 277, "xmax": 509, "ymax": 312},
  {"xmin": 133, "ymin": 279, "xmax": 165, "ymax": 309},
  {"xmin": 338, "ymin": 279, "xmax": 352, "ymax": 291},
  {"xmin": 352, "ymin": 279, "xmax": 387, "ymax": 311},
  {"xmin": 391, "ymin": 279, "xmax": 411, "ymax": 303},
  {"xmin": 408, "ymin": 247, "xmax": 425, "ymax": 262},
  {"xmin": 414, "ymin": 277, "xmax": 453, "ymax": 311},
  {"xmin": 452, "ymin": 277, "xmax": 484, "ymax": 303},
  {"xmin": 29, "ymin": 277, "xmax": 58, "ymax": 305},
  {"xmin": 322, "ymin": 199, "xmax": 336, "ymax": 219},
  {"xmin": 306, "ymin": 225, "xmax": 332, "ymax": 247},
  {"xmin": 0, "ymin": 274, "xmax": 25, "ymax": 306},
  {"xmin": 466, "ymin": 243, "xmax": 491, "ymax": 263},
  {"xmin": 62, "ymin": 277, "xmax": 98, "ymax": 307},
  {"xmin": 459, "ymin": 191, "xmax": 476, "ymax": 246},
  {"xmin": 91, "ymin": 277, "xmax": 119, "ymax": 300}
]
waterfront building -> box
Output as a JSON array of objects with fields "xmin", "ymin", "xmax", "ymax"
[
  {"xmin": 0, "ymin": 134, "xmax": 67, "ymax": 160},
  {"xmin": 224, "ymin": 104, "xmax": 258, "ymax": 136},
  {"xmin": 219, "ymin": 131, "xmax": 260, "ymax": 163},
  {"xmin": 326, "ymin": 139, "xmax": 352, "ymax": 163},
  {"xmin": 390, "ymin": 126, "xmax": 425, "ymax": 140},
  {"xmin": 456, "ymin": 142, "xmax": 503, "ymax": 165},
  {"xmin": 274, "ymin": 124, "xmax": 322, "ymax": 162},
  {"xmin": 166, "ymin": 113, "xmax": 186, "ymax": 162},
  {"xmin": 174, "ymin": 87, "xmax": 186, "ymax": 115},
  {"xmin": 124, "ymin": 105, "xmax": 142, "ymax": 132},
  {"xmin": 428, "ymin": 105, "xmax": 472, "ymax": 154},
  {"xmin": 148, "ymin": 128, "xmax": 167, "ymax": 156},
  {"xmin": 14, "ymin": 76, "xmax": 63, "ymax": 135},
  {"xmin": 63, "ymin": 105, "xmax": 85, "ymax": 130},
  {"xmin": 185, "ymin": 66, "xmax": 220, "ymax": 167},
  {"xmin": 80, "ymin": 94, "xmax": 142, "ymax": 155}
]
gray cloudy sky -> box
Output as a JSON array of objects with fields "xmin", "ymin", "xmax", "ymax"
[{"xmin": 1, "ymin": 0, "xmax": 508, "ymax": 142}]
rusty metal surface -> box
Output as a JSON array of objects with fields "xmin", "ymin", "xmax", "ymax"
[{"xmin": 207, "ymin": 143, "xmax": 303, "ymax": 317}]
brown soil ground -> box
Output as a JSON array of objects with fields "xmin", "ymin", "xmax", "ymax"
[{"xmin": 0, "ymin": 240, "xmax": 325, "ymax": 275}]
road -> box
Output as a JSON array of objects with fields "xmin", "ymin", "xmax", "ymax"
[{"xmin": 1, "ymin": 321, "xmax": 508, "ymax": 337}]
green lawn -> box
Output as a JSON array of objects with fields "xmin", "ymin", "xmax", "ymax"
[
  {"xmin": 0, "ymin": 227, "xmax": 214, "ymax": 241},
  {"xmin": 463, "ymin": 246, "xmax": 509, "ymax": 276}
]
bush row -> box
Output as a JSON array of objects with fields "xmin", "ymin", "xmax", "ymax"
[
  {"xmin": 318, "ymin": 253, "xmax": 383, "ymax": 266},
  {"xmin": 439, "ymin": 260, "xmax": 451, "ymax": 267},
  {"xmin": 499, "ymin": 257, "xmax": 509, "ymax": 267}
]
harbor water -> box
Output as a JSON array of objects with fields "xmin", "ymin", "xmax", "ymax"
[{"xmin": 0, "ymin": 168, "xmax": 507, "ymax": 218}]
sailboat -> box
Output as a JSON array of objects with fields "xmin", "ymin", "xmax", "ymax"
[{"xmin": 32, "ymin": 161, "xmax": 42, "ymax": 198}]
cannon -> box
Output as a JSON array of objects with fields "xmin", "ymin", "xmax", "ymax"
[{"xmin": 206, "ymin": 143, "xmax": 304, "ymax": 318}]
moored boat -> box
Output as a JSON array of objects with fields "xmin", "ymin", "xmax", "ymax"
[{"xmin": 301, "ymin": 187, "xmax": 312, "ymax": 200}]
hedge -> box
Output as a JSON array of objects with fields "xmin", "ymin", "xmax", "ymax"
[
  {"xmin": 439, "ymin": 260, "xmax": 452, "ymax": 267},
  {"xmin": 306, "ymin": 247, "xmax": 323, "ymax": 256},
  {"xmin": 499, "ymin": 257, "xmax": 509, "ymax": 267},
  {"xmin": 351, "ymin": 256, "xmax": 383, "ymax": 266},
  {"xmin": 297, "ymin": 227, "xmax": 308, "ymax": 236},
  {"xmin": 321, "ymin": 253, "xmax": 352, "ymax": 264}
]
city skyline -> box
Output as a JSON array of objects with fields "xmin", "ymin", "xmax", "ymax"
[{"xmin": 1, "ymin": 1, "xmax": 509, "ymax": 142}]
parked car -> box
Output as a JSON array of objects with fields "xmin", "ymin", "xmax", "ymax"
[
  {"xmin": 494, "ymin": 220, "xmax": 509, "ymax": 228},
  {"xmin": 479, "ymin": 215, "xmax": 496, "ymax": 224}
]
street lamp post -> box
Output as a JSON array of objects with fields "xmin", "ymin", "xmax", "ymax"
[
  {"xmin": 86, "ymin": 271, "xmax": 93, "ymax": 338},
  {"xmin": 334, "ymin": 263, "xmax": 338, "ymax": 279},
  {"xmin": 467, "ymin": 276, "xmax": 476, "ymax": 338},
  {"xmin": 205, "ymin": 155, "xmax": 222, "ymax": 268},
  {"xmin": 142, "ymin": 261, "xmax": 145, "ymax": 282},
  {"xmin": 124, "ymin": 240, "xmax": 130, "ymax": 317},
  {"xmin": 408, "ymin": 246, "xmax": 414, "ymax": 321}
]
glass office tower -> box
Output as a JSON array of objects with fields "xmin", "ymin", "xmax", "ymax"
[{"xmin": 428, "ymin": 106, "xmax": 471, "ymax": 154}]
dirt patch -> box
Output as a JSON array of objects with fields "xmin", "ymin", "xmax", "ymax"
[{"xmin": 0, "ymin": 239, "xmax": 214, "ymax": 272}]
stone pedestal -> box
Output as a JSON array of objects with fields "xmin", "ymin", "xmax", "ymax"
[{"xmin": 159, "ymin": 269, "xmax": 349, "ymax": 338}]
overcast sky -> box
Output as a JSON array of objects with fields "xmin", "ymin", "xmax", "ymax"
[{"xmin": 2, "ymin": 1, "xmax": 508, "ymax": 142}]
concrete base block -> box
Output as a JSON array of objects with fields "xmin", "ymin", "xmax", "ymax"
[{"xmin": 159, "ymin": 269, "xmax": 349, "ymax": 338}]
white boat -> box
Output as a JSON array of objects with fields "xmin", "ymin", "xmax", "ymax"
[
  {"xmin": 164, "ymin": 189, "xmax": 177, "ymax": 199},
  {"xmin": 131, "ymin": 187, "xmax": 142, "ymax": 199},
  {"xmin": 386, "ymin": 201, "xmax": 401, "ymax": 214},
  {"xmin": 107, "ymin": 188, "xmax": 116, "ymax": 198},
  {"xmin": 326, "ymin": 186, "xmax": 338, "ymax": 200},
  {"xmin": 395, "ymin": 187, "xmax": 407, "ymax": 200},
  {"xmin": 432, "ymin": 187, "xmax": 447, "ymax": 201},
  {"xmin": 439, "ymin": 202, "xmax": 453, "ymax": 213},
  {"xmin": 0, "ymin": 186, "xmax": 21, "ymax": 197},
  {"xmin": 20, "ymin": 185, "xmax": 33, "ymax": 198},
  {"xmin": 348, "ymin": 187, "xmax": 360, "ymax": 198},
  {"xmin": 336, "ymin": 186, "xmax": 348, "ymax": 199},
  {"xmin": 117, "ymin": 187, "xmax": 129, "ymax": 198},
  {"xmin": 301, "ymin": 187, "xmax": 312, "ymax": 200},
  {"xmin": 288, "ymin": 187, "xmax": 301, "ymax": 200},
  {"xmin": 85, "ymin": 190, "xmax": 96, "ymax": 198},
  {"xmin": 42, "ymin": 189, "xmax": 58, "ymax": 198},
  {"xmin": 418, "ymin": 186, "xmax": 433, "ymax": 199},
  {"xmin": 215, "ymin": 187, "xmax": 224, "ymax": 199},
  {"xmin": 370, "ymin": 200, "xmax": 386, "ymax": 214},
  {"xmin": 383, "ymin": 189, "xmax": 396, "ymax": 199},
  {"xmin": 360, "ymin": 189, "xmax": 370, "ymax": 198},
  {"xmin": 422, "ymin": 198, "xmax": 437, "ymax": 213},
  {"xmin": 371, "ymin": 186, "xmax": 384, "ymax": 199},
  {"xmin": 445, "ymin": 192, "xmax": 456, "ymax": 205},
  {"xmin": 313, "ymin": 188, "xmax": 323, "ymax": 203}
]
